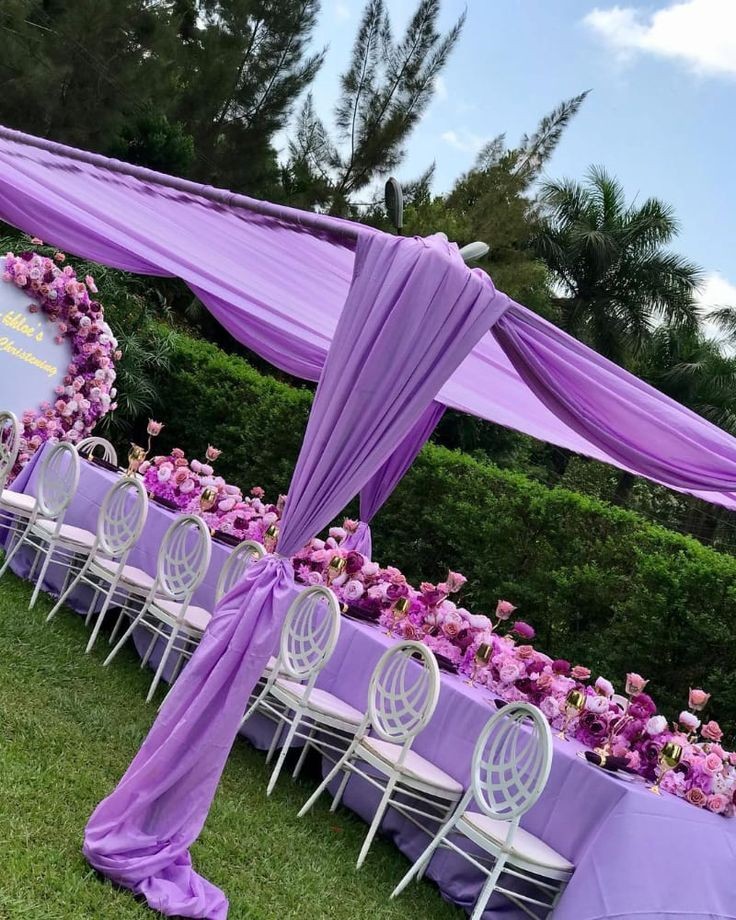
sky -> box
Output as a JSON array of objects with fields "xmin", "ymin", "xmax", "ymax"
[{"xmin": 299, "ymin": 0, "xmax": 736, "ymax": 316}]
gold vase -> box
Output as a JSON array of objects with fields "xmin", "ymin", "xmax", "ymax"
[{"xmin": 126, "ymin": 444, "xmax": 147, "ymax": 477}]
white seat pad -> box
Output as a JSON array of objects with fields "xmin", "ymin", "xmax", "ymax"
[
  {"xmin": 274, "ymin": 678, "xmax": 363, "ymax": 725},
  {"xmin": 153, "ymin": 597, "xmax": 212, "ymax": 633},
  {"xmin": 93, "ymin": 557, "xmax": 155, "ymax": 591},
  {"xmin": 360, "ymin": 737, "xmax": 464, "ymax": 795},
  {"xmin": 34, "ymin": 518, "xmax": 95, "ymax": 548},
  {"xmin": 462, "ymin": 812, "xmax": 574, "ymax": 872},
  {"xmin": 0, "ymin": 490, "xmax": 36, "ymax": 513}
]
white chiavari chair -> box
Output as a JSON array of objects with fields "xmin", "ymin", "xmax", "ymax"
[
  {"xmin": 103, "ymin": 514, "xmax": 212, "ymax": 702},
  {"xmin": 215, "ymin": 539, "xmax": 265, "ymax": 602},
  {"xmin": 0, "ymin": 411, "xmax": 27, "ymax": 551},
  {"xmin": 240, "ymin": 586, "xmax": 356, "ymax": 795},
  {"xmin": 392, "ymin": 702, "xmax": 573, "ymax": 919},
  {"xmin": 0, "ymin": 443, "xmax": 87, "ymax": 608},
  {"xmin": 298, "ymin": 641, "xmax": 463, "ymax": 868},
  {"xmin": 76, "ymin": 436, "xmax": 118, "ymax": 466},
  {"xmin": 46, "ymin": 476, "xmax": 149, "ymax": 650}
]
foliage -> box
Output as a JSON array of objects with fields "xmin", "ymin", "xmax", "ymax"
[
  {"xmin": 284, "ymin": 0, "xmax": 464, "ymax": 214},
  {"xmin": 152, "ymin": 331, "xmax": 736, "ymax": 734},
  {"xmin": 534, "ymin": 166, "xmax": 702, "ymax": 364},
  {"xmin": 0, "ymin": 574, "xmax": 463, "ymax": 919}
]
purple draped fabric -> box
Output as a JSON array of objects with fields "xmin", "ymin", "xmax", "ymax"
[
  {"xmin": 343, "ymin": 401, "xmax": 445, "ymax": 558},
  {"xmin": 4, "ymin": 126, "xmax": 736, "ymax": 511},
  {"xmin": 83, "ymin": 231, "xmax": 509, "ymax": 918},
  {"xmin": 495, "ymin": 307, "xmax": 736, "ymax": 491}
]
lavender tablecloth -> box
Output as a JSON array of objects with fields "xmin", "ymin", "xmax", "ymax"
[{"xmin": 7, "ymin": 445, "xmax": 736, "ymax": 919}]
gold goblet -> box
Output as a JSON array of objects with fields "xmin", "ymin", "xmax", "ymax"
[
  {"xmin": 466, "ymin": 641, "xmax": 492, "ymax": 686},
  {"xmin": 327, "ymin": 555, "xmax": 347, "ymax": 584},
  {"xmin": 199, "ymin": 486, "xmax": 218, "ymax": 513},
  {"xmin": 649, "ymin": 741, "xmax": 682, "ymax": 795},
  {"xmin": 557, "ymin": 688, "xmax": 586, "ymax": 741},
  {"xmin": 126, "ymin": 444, "xmax": 146, "ymax": 477},
  {"xmin": 384, "ymin": 596, "xmax": 410, "ymax": 635}
]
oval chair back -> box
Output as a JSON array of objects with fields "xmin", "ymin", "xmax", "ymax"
[
  {"xmin": 278, "ymin": 586, "xmax": 341, "ymax": 682},
  {"xmin": 0, "ymin": 411, "xmax": 20, "ymax": 489},
  {"xmin": 97, "ymin": 477, "xmax": 149, "ymax": 559},
  {"xmin": 472, "ymin": 702, "xmax": 553, "ymax": 823},
  {"xmin": 155, "ymin": 514, "xmax": 212, "ymax": 602},
  {"xmin": 37, "ymin": 442, "xmax": 80, "ymax": 520},
  {"xmin": 215, "ymin": 540, "xmax": 265, "ymax": 603},
  {"xmin": 77, "ymin": 436, "xmax": 118, "ymax": 466},
  {"xmin": 367, "ymin": 641, "xmax": 440, "ymax": 745}
]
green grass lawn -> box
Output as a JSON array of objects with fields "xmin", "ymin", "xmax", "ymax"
[{"xmin": 0, "ymin": 573, "xmax": 464, "ymax": 920}]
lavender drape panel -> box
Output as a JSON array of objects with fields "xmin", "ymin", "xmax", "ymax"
[
  {"xmin": 5, "ymin": 127, "xmax": 736, "ymax": 510},
  {"xmin": 343, "ymin": 401, "xmax": 446, "ymax": 558},
  {"xmin": 84, "ymin": 231, "xmax": 508, "ymax": 919},
  {"xmin": 495, "ymin": 307, "xmax": 736, "ymax": 492}
]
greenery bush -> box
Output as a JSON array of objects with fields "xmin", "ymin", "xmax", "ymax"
[{"xmin": 154, "ymin": 332, "xmax": 736, "ymax": 735}]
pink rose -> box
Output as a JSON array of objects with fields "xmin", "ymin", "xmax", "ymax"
[
  {"xmin": 179, "ymin": 478, "xmax": 195, "ymax": 494},
  {"xmin": 445, "ymin": 570, "xmax": 467, "ymax": 593},
  {"xmin": 586, "ymin": 695, "xmax": 610, "ymax": 715},
  {"xmin": 173, "ymin": 468, "xmax": 189, "ymax": 486},
  {"xmin": 703, "ymin": 752, "xmax": 723, "ymax": 776},
  {"xmin": 362, "ymin": 561, "xmax": 380, "ymax": 578},
  {"xmin": 206, "ymin": 445, "xmax": 221, "ymax": 462},
  {"xmin": 218, "ymin": 498, "xmax": 236, "ymax": 513},
  {"xmin": 707, "ymin": 793, "xmax": 728, "ymax": 814},
  {"xmin": 516, "ymin": 644, "xmax": 535, "ymax": 660},
  {"xmin": 689, "ymin": 688, "xmax": 711, "ymax": 712},
  {"xmin": 498, "ymin": 659, "xmax": 524, "ymax": 684},
  {"xmin": 571, "ymin": 665, "xmax": 591, "ymax": 680},
  {"xmin": 343, "ymin": 580, "xmax": 365, "ymax": 602},
  {"xmin": 701, "ymin": 720, "xmax": 723, "ymax": 743},
  {"xmin": 685, "ymin": 787, "xmax": 707, "ymax": 808},
  {"xmin": 329, "ymin": 526, "xmax": 347, "ymax": 542},
  {"xmin": 146, "ymin": 419, "xmax": 163, "ymax": 436},
  {"xmin": 495, "ymin": 599, "xmax": 516, "ymax": 620},
  {"xmin": 536, "ymin": 671, "xmax": 554, "ymax": 690},
  {"xmin": 441, "ymin": 610, "xmax": 463, "ymax": 639},
  {"xmin": 250, "ymin": 486, "xmax": 265, "ymax": 498},
  {"xmin": 306, "ymin": 571, "xmax": 324, "ymax": 586},
  {"xmin": 595, "ymin": 677, "xmax": 614, "ymax": 698},
  {"xmin": 171, "ymin": 448, "xmax": 185, "ymax": 460},
  {"xmin": 625, "ymin": 673, "xmax": 648, "ymax": 695},
  {"xmin": 678, "ymin": 711, "xmax": 700, "ymax": 733},
  {"xmin": 343, "ymin": 518, "xmax": 359, "ymax": 534}
]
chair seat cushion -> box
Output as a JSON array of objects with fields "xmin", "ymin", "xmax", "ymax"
[
  {"xmin": 153, "ymin": 597, "xmax": 212, "ymax": 633},
  {"xmin": 33, "ymin": 518, "xmax": 96, "ymax": 549},
  {"xmin": 462, "ymin": 812, "xmax": 574, "ymax": 872},
  {"xmin": 274, "ymin": 678, "xmax": 363, "ymax": 725},
  {"xmin": 93, "ymin": 557, "xmax": 155, "ymax": 592},
  {"xmin": 360, "ymin": 737, "xmax": 464, "ymax": 795},
  {"xmin": 0, "ymin": 490, "xmax": 36, "ymax": 513}
]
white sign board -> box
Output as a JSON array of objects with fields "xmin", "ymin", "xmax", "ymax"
[{"xmin": 0, "ymin": 279, "xmax": 72, "ymax": 419}]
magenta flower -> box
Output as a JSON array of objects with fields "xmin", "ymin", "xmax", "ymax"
[{"xmin": 511, "ymin": 621, "xmax": 535, "ymax": 640}]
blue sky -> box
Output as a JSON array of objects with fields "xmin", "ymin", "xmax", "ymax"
[{"xmin": 299, "ymin": 0, "xmax": 736, "ymax": 313}]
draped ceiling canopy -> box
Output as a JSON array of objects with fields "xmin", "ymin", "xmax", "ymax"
[{"xmin": 1, "ymin": 123, "xmax": 736, "ymax": 511}]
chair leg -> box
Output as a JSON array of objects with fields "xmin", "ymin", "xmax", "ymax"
[
  {"xmin": 470, "ymin": 855, "xmax": 508, "ymax": 920},
  {"xmin": 298, "ymin": 743, "xmax": 357, "ymax": 818},
  {"xmin": 292, "ymin": 726, "xmax": 315, "ymax": 780},
  {"xmin": 140, "ymin": 632, "xmax": 159, "ymax": 668},
  {"xmin": 85, "ymin": 576, "xmax": 121, "ymax": 653},
  {"xmin": 84, "ymin": 584, "xmax": 102, "ymax": 626},
  {"xmin": 103, "ymin": 606, "xmax": 149, "ymax": 666},
  {"xmin": 266, "ymin": 720, "xmax": 285, "ymax": 764},
  {"xmin": 47, "ymin": 558, "xmax": 89, "ymax": 622},
  {"xmin": 266, "ymin": 711, "xmax": 304, "ymax": 796},
  {"xmin": 29, "ymin": 540, "xmax": 56, "ymax": 609},
  {"xmin": 356, "ymin": 773, "xmax": 399, "ymax": 869},
  {"xmin": 392, "ymin": 814, "xmax": 459, "ymax": 897},
  {"xmin": 108, "ymin": 604, "xmax": 129, "ymax": 644},
  {"xmin": 0, "ymin": 518, "xmax": 33, "ymax": 578},
  {"xmin": 146, "ymin": 625, "xmax": 181, "ymax": 703},
  {"xmin": 329, "ymin": 767, "xmax": 351, "ymax": 813}
]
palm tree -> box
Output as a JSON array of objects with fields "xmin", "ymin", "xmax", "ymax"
[{"xmin": 534, "ymin": 166, "xmax": 701, "ymax": 364}]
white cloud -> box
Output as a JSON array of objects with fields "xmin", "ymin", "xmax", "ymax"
[
  {"xmin": 334, "ymin": 1, "xmax": 350, "ymax": 21},
  {"xmin": 584, "ymin": 0, "xmax": 736, "ymax": 78},
  {"xmin": 434, "ymin": 75, "xmax": 448, "ymax": 101},
  {"xmin": 440, "ymin": 129, "xmax": 486, "ymax": 154}
]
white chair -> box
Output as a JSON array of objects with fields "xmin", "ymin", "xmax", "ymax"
[
  {"xmin": 241, "ymin": 586, "xmax": 356, "ymax": 796},
  {"xmin": 76, "ymin": 436, "xmax": 118, "ymax": 466},
  {"xmin": 103, "ymin": 514, "xmax": 212, "ymax": 702},
  {"xmin": 215, "ymin": 539, "xmax": 265, "ymax": 602},
  {"xmin": 46, "ymin": 476, "xmax": 149, "ymax": 650},
  {"xmin": 0, "ymin": 442, "xmax": 86, "ymax": 608},
  {"xmin": 298, "ymin": 641, "xmax": 463, "ymax": 869},
  {"xmin": 392, "ymin": 702, "xmax": 574, "ymax": 920},
  {"xmin": 0, "ymin": 411, "xmax": 28, "ymax": 550}
]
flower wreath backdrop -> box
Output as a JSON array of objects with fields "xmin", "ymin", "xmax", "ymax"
[{"xmin": 2, "ymin": 245, "xmax": 119, "ymax": 474}]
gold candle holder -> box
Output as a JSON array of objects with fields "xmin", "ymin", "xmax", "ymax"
[
  {"xmin": 126, "ymin": 443, "xmax": 146, "ymax": 477},
  {"xmin": 327, "ymin": 555, "xmax": 347, "ymax": 583},
  {"xmin": 466, "ymin": 641, "xmax": 492, "ymax": 686},
  {"xmin": 393, "ymin": 596, "xmax": 410, "ymax": 618},
  {"xmin": 264, "ymin": 524, "xmax": 279, "ymax": 540},
  {"xmin": 199, "ymin": 486, "xmax": 218, "ymax": 512}
]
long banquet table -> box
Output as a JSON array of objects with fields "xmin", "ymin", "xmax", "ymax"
[{"xmin": 7, "ymin": 444, "xmax": 736, "ymax": 919}]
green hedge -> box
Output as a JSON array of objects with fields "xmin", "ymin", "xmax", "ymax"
[{"xmin": 153, "ymin": 332, "xmax": 736, "ymax": 734}]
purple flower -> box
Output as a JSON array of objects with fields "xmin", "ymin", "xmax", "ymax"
[{"xmin": 511, "ymin": 621, "xmax": 535, "ymax": 640}]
